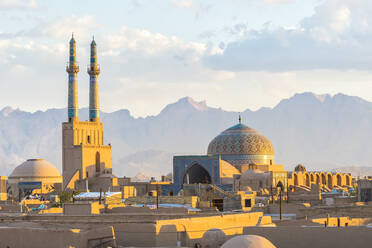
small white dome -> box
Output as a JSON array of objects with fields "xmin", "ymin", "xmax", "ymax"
[
  {"xmin": 9, "ymin": 159, "xmax": 61, "ymax": 178},
  {"xmin": 222, "ymin": 235, "xmax": 276, "ymax": 248}
]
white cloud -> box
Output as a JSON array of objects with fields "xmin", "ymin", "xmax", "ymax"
[
  {"xmin": 3, "ymin": 2, "xmax": 372, "ymax": 117},
  {"xmin": 260, "ymin": 0, "xmax": 292, "ymax": 4},
  {"xmin": 104, "ymin": 26, "xmax": 207, "ymax": 56},
  {"xmin": 213, "ymin": 70, "xmax": 236, "ymax": 81},
  {"xmin": 205, "ymin": 0, "xmax": 372, "ymax": 72},
  {"xmin": 0, "ymin": 19, "xmax": 229, "ymax": 116},
  {"xmin": 99, "ymin": 26, "xmax": 224, "ymax": 86},
  {"xmin": 32, "ymin": 15, "xmax": 99, "ymax": 40},
  {"xmin": 172, "ymin": 0, "xmax": 194, "ymax": 9},
  {"xmin": 171, "ymin": 0, "xmax": 212, "ymax": 18},
  {"xmin": 0, "ymin": 0, "xmax": 37, "ymax": 10}
]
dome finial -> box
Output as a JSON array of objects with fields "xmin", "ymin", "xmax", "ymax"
[{"xmin": 239, "ymin": 114, "xmax": 241, "ymax": 124}]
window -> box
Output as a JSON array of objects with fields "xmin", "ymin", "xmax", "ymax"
[
  {"xmin": 87, "ymin": 135, "xmax": 91, "ymax": 144},
  {"xmin": 245, "ymin": 199, "xmax": 252, "ymax": 208}
]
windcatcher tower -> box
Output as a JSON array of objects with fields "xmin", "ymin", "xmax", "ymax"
[{"xmin": 62, "ymin": 36, "xmax": 112, "ymax": 191}]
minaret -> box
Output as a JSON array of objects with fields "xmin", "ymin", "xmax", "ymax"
[
  {"xmin": 88, "ymin": 36, "xmax": 100, "ymax": 122},
  {"xmin": 66, "ymin": 33, "xmax": 79, "ymax": 122}
]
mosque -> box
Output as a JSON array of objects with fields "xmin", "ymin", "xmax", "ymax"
[
  {"xmin": 172, "ymin": 117, "xmax": 352, "ymax": 195},
  {"xmin": 3, "ymin": 35, "xmax": 353, "ymax": 202},
  {"xmin": 6, "ymin": 35, "xmax": 114, "ymax": 200},
  {"xmin": 61, "ymin": 35, "xmax": 113, "ymax": 192},
  {"xmin": 172, "ymin": 118, "xmax": 287, "ymax": 194}
]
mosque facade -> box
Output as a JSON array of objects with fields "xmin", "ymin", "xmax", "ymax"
[
  {"xmin": 172, "ymin": 118, "xmax": 352, "ymax": 195},
  {"xmin": 172, "ymin": 119, "xmax": 287, "ymax": 194},
  {"xmin": 5, "ymin": 36, "xmax": 114, "ymax": 200},
  {"xmin": 62, "ymin": 35, "xmax": 113, "ymax": 191}
]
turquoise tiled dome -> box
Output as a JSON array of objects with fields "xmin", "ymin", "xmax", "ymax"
[{"xmin": 207, "ymin": 124, "xmax": 274, "ymax": 156}]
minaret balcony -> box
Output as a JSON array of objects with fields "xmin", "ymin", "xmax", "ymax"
[
  {"xmin": 87, "ymin": 64, "xmax": 101, "ymax": 75},
  {"xmin": 66, "ymin": 62, "xmax": 80, "ymax": 73}
]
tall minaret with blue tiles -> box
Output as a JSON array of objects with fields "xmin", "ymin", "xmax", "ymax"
[
  {"xmin": 66, "ymin": 34, "xmax": 79, "ymax": 122},
  {"xmin": 88, "ymin": 37, "xmax": 100, "ymax": 122},
  {"xmin": 63, "ymin": 35, "xmax": 112, "ymax": 191}
]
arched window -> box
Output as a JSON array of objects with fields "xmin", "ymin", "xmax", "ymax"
[
  {"xmin": 305, "ymin": 174, "xmax": 310, "ymax": 187},
  {"xmin": 96, "ymin": 152, "xmax": 100, "ymax": 172},
  {"xmin": 321, "ymin": 174, "xmax": 326, "ymax": 185},
  {"xmin": 327, "ymin": 174, "xmax": 333, "ymax": 189},
  {"xmin": 337, "ymin": 174, "xmax": 342, "ymax": 186},
  {"xmin": 346, "ymin": 175, "xmax": 350, "ymax": 186},
  {"xmin": 294, "ymin": 174, "xmax": 298, "ymax": 186}
]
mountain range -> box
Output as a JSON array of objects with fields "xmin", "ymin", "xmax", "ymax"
[{"xmin": 1, "ymin": 92, "xmax": 372, "ymax": 178}]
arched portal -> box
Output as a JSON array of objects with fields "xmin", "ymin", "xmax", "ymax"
[
  {"xmin": 7, "ymin": 186, "xmax": 13, "ymax": 200},
  {"xmin": 305, "ymin": 174, "xmax": 310, "ymax": 187},
  {"xmin": 316, "ymin": 174, "xmax": 320, "ymax": 185},
  {"xmin": 96, "ymin": 152, "xmax": 100, "ymax": 172},
  {"xmin": 327, "ymin": 174, "xmax": 333, "ymax": 189},
  {"xmin": 310, "ymin": 174, "xmax": 314, "ymax": 183},
  {"xmin": 277, "ymin": 181, "xmax": 284, "ymax": 191},
  {"xmin": 294, "ymin": 173, "xmax": 298, "ymax": 186},
  {"xmin": 337, "ymin": 174, "xmax": 342, "ymax": 186},
  {"xmin": 183, "ymin": 163, "xmax": 211, "ymax": 184}
]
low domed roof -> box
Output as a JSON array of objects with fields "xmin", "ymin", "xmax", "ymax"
[
  {"xmin": 9, "ymin": 159, "xmax": 61, "ymax": 178},
  {"xmin": 207, "ymin": 123, "xmax": 274, "ymax": 156},
  {"xmin": 294, "ymin": 164, "xmax": 306, "ymax": 172},
  {"xmin": 222, "ymin": 235, "xmax": 276, "ymax": 248}
]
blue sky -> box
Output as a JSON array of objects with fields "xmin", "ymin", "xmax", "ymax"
[{"xmin": 1, "ymin": 0, "xmax": 372, "ymax": 117}]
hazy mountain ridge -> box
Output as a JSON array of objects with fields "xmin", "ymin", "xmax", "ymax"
[{"xmin": 1, "ymin": 92, "xmax": 372, "ymax": 177}]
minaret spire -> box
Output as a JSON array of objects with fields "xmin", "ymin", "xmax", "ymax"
[
  {"xmin": 88, "ymin": 36, "xmax": 100, "ymax": 122},
  {"xmin": 66, "ymin": 34, "xmax": 79, "ymax": 122}
]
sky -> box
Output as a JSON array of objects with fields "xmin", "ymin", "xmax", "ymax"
[{"xmin": 1, "ymin": 0, "xmax": 372, "ymax": 117}]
